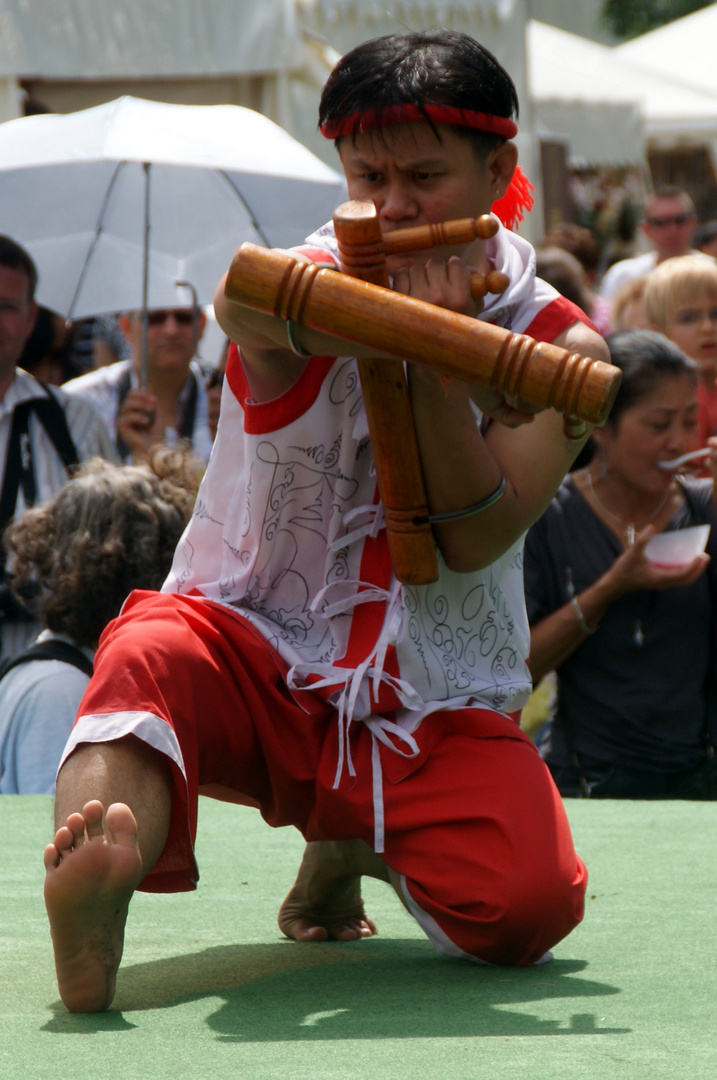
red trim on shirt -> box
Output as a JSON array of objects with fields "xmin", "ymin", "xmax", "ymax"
[
  {"xmin": 298, "ymin": 491, "xmax": 405, "ymax": 714},
  {"xmin": 295, "ymin": 246, "xmax": 338, "ymax": 268},
  {"xmin": 225, "ymin": 341, "xmax": 338, "ymax": 435},
  {"xmin": 225, "ymin": 341, "xmax": 248, "ymax": 411},
  {"xmin": 523, "ymin": 296, "xmax": 596, "ymax": 344},
  {"xmin": 339, "ymin": 507, "xmax": 404, "ymax": 714}
]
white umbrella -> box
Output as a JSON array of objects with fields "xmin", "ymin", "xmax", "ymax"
[{"xmin": 0, "ymin": 95, "xmax": 346, "ymax": 320}]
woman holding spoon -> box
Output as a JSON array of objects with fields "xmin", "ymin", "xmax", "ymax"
[{"xmin": 524, "ymin": 330, "xmax": 717, "ymax": 798}]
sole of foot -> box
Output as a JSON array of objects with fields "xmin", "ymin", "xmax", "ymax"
[{"xmin": 44, "ymin": 800, "xmax": 144, "ymax": 1012}]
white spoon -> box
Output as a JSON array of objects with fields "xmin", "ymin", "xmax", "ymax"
[{"xmin": 658, "ymin": 448, "xmax": 711, "ymax": 470}]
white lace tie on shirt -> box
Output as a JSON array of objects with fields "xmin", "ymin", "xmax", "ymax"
[{"xmin": 287, "ymin": 502, "xmax": 423, "ymax": 851}]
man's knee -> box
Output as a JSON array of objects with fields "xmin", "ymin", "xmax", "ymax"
[
  {"xmin": 406, "ymin": 858, "xmax": 587, "ymax": 967},
  {"xmin": 475, "ymin": 863, "xmax": 586, "ymax": 965}
]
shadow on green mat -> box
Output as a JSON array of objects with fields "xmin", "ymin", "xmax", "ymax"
[{"xmin": 43, "ymin": 938, "xmax": 628, "ymax": 1041}]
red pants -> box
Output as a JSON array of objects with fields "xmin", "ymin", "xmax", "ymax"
[{"xmin": 70, "ymin": 590, "xmax": 587, "ymax": 966}]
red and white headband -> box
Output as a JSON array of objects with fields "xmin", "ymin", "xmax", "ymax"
[{"xmin": 320, "ymin": 103, "xmax": 519, "ymax": 140}]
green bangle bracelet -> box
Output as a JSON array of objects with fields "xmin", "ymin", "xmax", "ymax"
[
  {"xmin": 413, "ymin": 475, "xmax": 506, "ymax": 526},
  {"xmin": 286, "ymin": 319, "xmax": 313, "ymax": 360}
]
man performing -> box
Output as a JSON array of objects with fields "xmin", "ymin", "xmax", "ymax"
[{"xmin": 43, "ymin": 30, "xmax": 609, "ymax": 1013}]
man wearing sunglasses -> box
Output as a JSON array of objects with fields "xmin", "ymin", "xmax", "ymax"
[
  {"xmin": 63, "ymin": 305, "xmax": 213, "ymax": 464},
  {"xmin": 600, "ymin": 186, "xmax": 706, "ymax": 304}
]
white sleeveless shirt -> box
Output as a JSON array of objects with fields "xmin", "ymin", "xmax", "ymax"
[{"xmin": 163, "ymin": 221, "xmax": 584, "ymax": 843}]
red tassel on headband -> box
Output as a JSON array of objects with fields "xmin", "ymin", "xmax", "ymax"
[
  {"xmin": 320, "ymin": 102, "xmax": 533, "ymax": 231},
  {"xmin": 492, "ymin": 167, "xmax": 535, "ymax": 232}
]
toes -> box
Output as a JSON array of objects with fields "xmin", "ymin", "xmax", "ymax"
[
  {"xmin": 284, "ymin": 918, "xmax": 376, "ymax": 943},
  {"xmin": 55, "ymin": 820, "xmax": 83, "ymax": 853},
  {"xmin": 281, "ymin": 919, "xmax": 329, "ymax": 943},
  {"xmin": 82, "ymin": 801, "xmax": 106, "ymax": 840},
  {"xmin": 330, "ymin": 921, "xmax": 373, "ymax": 941},
  {"xmin": 300, "ymin": 925, "xmax": 330, "ymax": 943},
  {"xmin": 330, "ymin": 925, "xmax": 361, "ymax": 942},
  {"xmin": 43, "ymin": 842, "xmax": 62, "ymax": 871},
  {"xmin": 53, "ymin": 805, "xmax": 104, "ymax": 854},
  {"xmin": 104, "ymin": 804, "xmax": 138, "ymax": 848},
  {"xmin": 46, "ymin": 803, "xmax": 139, "ymax": 871}
]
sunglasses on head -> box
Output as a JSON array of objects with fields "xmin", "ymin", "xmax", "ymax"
[
  {"xmin": 646, "ymin": 213, "xmax": 694, "ymax": 228},
  {"xmin": 146, "ymin": 309, "xmax": 196, "ymax": 326}
]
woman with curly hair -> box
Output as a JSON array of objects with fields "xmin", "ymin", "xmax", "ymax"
[{"xmin": 0, "ymin": 447, "xmax": 197, "ymax": 793}]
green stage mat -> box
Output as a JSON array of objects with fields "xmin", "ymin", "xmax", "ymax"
[{"xmin": 1, "ymin": 797, "xmax": 715, "ymax": 1080}]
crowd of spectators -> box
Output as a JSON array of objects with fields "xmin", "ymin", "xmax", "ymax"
[
  {"xmin": 0, "ymin": 232, "xmax": 224, "ymax": 792},
  {"xmin": 530, "ymin": 185, "xmax": 717, "ymax": 797}
]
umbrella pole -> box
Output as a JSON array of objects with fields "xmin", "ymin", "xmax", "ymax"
[{"xmin": 140, "ymin": 162, "xmax": 151, "ymax": 389}]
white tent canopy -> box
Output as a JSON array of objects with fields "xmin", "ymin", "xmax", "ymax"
[
  {"xmin": 0, "ymin": 0, "xmax": 298, "ymax": 77},
  {"xmin": 532, "ymin": 97, "xmax": 644, "ymax": 167},
  {"xmin": 0, "ymin": 0, "xmax": 519, "ymax": 78},
  {"xmin": 529, "ymin": 22, "xmax": 644, "ymax": 166},
  {"xmin": 0, "ymin": 0, "xmax": 315, "ymax": 129},
  {"xmin": 0, "ymin": 0, "xmax": 530, "ymax": 168},
  {"xmin": 529, "ymin": 20, "xmax": 717, "ymax": 150},
  {"xmin": 616, "ymin": 3, "xmax": 717, "ymax": 100},
  {"xmin": 298, "ymin": 0, "xmax": 521, "ymax": 56}
]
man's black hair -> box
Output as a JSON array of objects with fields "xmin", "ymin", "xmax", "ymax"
[
  {"xmin": 0, "ymin": 235, "xmax": 38, "ymax": 301},
  {"xmin": 319, "ymin": 30, "xmax": 519, "ymax": 158}
]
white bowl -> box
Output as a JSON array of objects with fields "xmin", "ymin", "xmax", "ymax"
[{"xmin": 644, "ymin": 524, "xmax": 710, "ymax": 567}]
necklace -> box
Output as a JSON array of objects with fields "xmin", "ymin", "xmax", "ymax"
[{"xmin": 583, "ymin": 469, "xmax": 671, "ymax": 545}]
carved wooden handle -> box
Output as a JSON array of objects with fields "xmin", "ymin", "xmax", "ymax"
[
  {"xmin": 380, "ymin": 211, "xmax": 499, "ymax": 254},
  {"xmin": 333, "ymin": 202, "xmax": 438, "ymax": 585},
  {"xmin": 226, "ymin": 244, "xmax": 621, "ymax": 425},
  {"xmin": 337, "ymin": 202, "xmax": 509, "ymax": 301}
]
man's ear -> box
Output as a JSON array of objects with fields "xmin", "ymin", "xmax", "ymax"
[{"xmin": 489, "ymin": 141, "xmax": 519, "ymax": 201}]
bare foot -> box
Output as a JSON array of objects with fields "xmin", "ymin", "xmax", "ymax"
[
  {"xmin": 278, "ymin": 840, "xmax": 380, "ymax": 943},
  {"xmin": 44, "ymin": 800, "xmax": 144, "ymax": 1012}
]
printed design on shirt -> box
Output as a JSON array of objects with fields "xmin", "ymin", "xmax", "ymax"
[
  {"xmin": 233, "ymin": 448, "xmax": 356, "ymax": 651},
  {"xmin": 327, "ymin": 359, "xmax": 364, "ymax": 417},
  {"xmin": 482, "ymin": 302, "xmax": 516, "ymax": 331},
  {"xmin": 193, "ymin": 498, "xmax": 223, "ymax": 526},
  {"xmin": 222, "ymin": 368, "xmax": 368, "ymax": 658},
  {"xmin": 402, "ymin": 569, "xmax": 521, "ymax": 709},
  {"xmin": 173, "ymin": 540, "xmax": 195, "ymax": 591}
]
